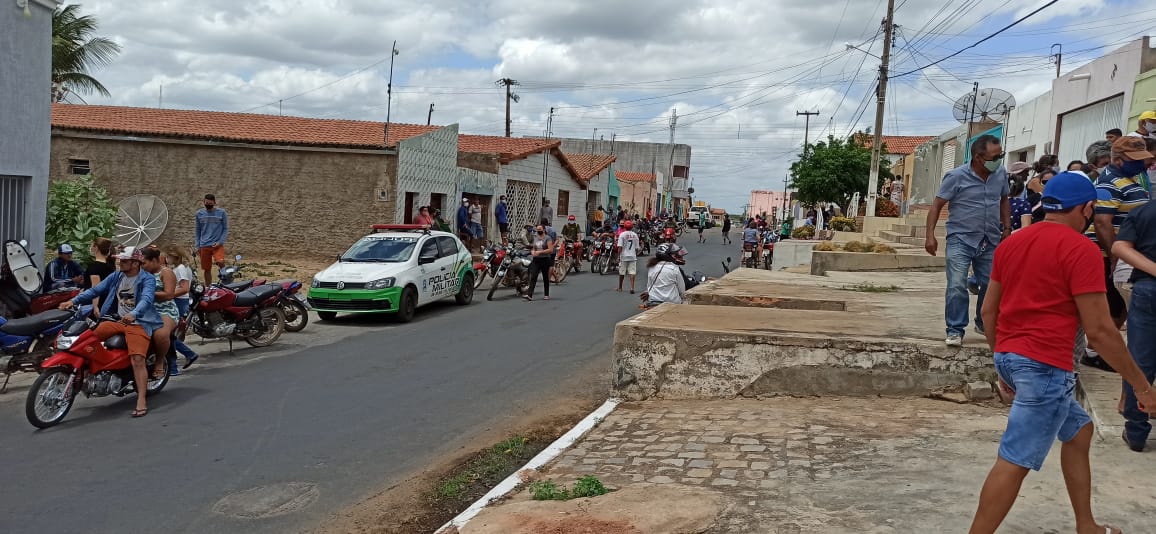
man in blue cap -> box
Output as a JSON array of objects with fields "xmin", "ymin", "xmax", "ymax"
[
  {"xmin": 968, "ymin": 172, "xmax": 1156, "ymax": 534},
  {"xmin": 45, "ymin": 243, "xmax": 84, "ymax": 291}
]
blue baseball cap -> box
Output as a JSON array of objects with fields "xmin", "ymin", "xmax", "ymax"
[{"xmin": 1041, "ymin": 171, "xmax": 1111, "ymax": 211}]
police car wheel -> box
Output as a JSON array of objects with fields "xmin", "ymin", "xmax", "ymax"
[
  {"xmin": 396, "ymin": 286, "xmax": 418, "ymax": 322},
  {"xmin": 317, "ymin": 311, "xmax": 338, "ymax": 321},
  {"xmin": 456, "ymin": 274, "xmax": 475, "ymax": 305}
]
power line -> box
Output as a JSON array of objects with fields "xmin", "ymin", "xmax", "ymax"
[{"xmin": 892, "ymin": 0, "xmax": 1060, "ymax": 78}]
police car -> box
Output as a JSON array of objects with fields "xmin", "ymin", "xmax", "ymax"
[{"xmin": 308, "ymin": 225, "xmax": 476, "ymax": 322}]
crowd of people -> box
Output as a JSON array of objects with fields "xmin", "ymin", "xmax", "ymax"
[{"xmin": 920, "ymin": 118, "xmax": 1155, "ymax": 532}]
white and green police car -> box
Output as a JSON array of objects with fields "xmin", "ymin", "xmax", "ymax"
[{"xmin": 308, "ymin": 225, "xmax": 476, "ymax": 322}]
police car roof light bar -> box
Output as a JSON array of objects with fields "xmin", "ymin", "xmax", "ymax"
[{"xmin": 372, "ymin": 224, "xmax": 431, "ymax": 234}]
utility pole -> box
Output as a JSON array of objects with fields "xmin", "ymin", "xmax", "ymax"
[
  {"xmin": 865, "ymin": 0, "xmax": 895, "ymax": 217},
  {"xmin": 541, "ymin": 107, "xmax": 555, "ymax": 213},
  {"xmin": 1050, "ymin": 43, "xmax": 1062, "ymax": 79},
  {"xmin": 796, "ymin": 110, "xmax": 819, "ymax": 156},
  {"xmin": 497, "ymin": 78, "xmax": 520, "ymax": 137},
  {"xmin": 383, "ymin": 41, "xmax": 399, "ymax": 148},
  {"xmin": 158, "ymin": 83, "xmax": 163, "ymax": 108},
  {"xmin": 667, "ymin": 109, "xmax": 679, "ymax": 217},
  {"xmin": 427, "ymin": 103, "xmax": 435, "ymax": 125}
]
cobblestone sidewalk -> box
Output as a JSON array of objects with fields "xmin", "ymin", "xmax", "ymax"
[{"xmin": 524, "ymin": 396, "xmax": 1155, "ymax": 533}]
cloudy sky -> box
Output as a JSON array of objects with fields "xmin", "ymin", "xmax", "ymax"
[{"xmin": 72, "ymin": 0, "xmax": 1150, "ymax": 212}]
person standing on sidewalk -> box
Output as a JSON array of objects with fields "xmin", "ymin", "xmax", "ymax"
[
  {"xmin": 539, "ymin": 198, "xmax": 554, "ymax": 227},
  {"xmin": 925, "ymin": 135, "xmax": 1012, "ymax": 346},
  {"xmin": 523, "ymin": 223, "xmax": 555, "ymax": 302},
  {"xmin": 495, "ymin": 195, "xmax": 510, "ymax": 246},
  {"xmin": 456, "ymin": 198, "xmax": 471, "ymax": 246},
  {"xmin": 968, "ymin": 172, "xmax": 1156, "ymax": 534},
  {"xmin": 1112, "ymin": 199, "xmax": 1156, "ymax": 453},
  {"xmin": 195, "ymin": 194, "xmax": 228, "ymax": 285},
  {"xmin": 468, "ymin": 198, "xmax": 483, "ymax": 251},
  {"xmin": 721, "ymin": 215, "xmax": 732, "ymax": 244},
  {"xmin": 617, "ymin": 220, "xmax": 639, "ymax": 294}
]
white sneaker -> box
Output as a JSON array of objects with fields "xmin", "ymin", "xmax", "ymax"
[{"xmin": 945, "ymin": 335, "xmax": 963, "ymax": 347}]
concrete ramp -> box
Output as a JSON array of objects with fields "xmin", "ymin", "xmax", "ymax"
[{"xmin": 614, "ymin": 270, "xmax": 993, "ymax": 400}]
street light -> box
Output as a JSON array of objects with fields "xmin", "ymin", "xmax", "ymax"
[{"xmin": 845, "ymin": 42, "xmax": 880, "ymax": 59}]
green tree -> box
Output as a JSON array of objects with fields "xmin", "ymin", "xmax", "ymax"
[
  {"xmin": 788, "ymin": 135, "xmax": 894, "ymax": 209},
  {"xmin": 52, "ymin": 4, "xmax": 121, "ymax": 103},
  {"xmin": 45, "ymin": 175, "xmax": 118, "ymax": 264}
]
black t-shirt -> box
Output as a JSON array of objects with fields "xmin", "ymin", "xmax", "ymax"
[
  {"xmin": 1114, "ymin": 199, "xmax": 1151, "ymax": 283},
  {"xmin": 84, "ymin": 260, "xmax": 115, "ymax": 289},
  {"xmin": 722, "ymin": 218, "xmax": 731, "ymax": 231},
  {"xmin": 1115, "ymin": 201, "xmax": 1156, "ymax": 283}
]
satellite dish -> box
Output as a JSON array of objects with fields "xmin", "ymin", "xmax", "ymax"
[
  {"xmin": 115, "ymin": 195, "xmax": 169, "ymax": 248},
  {"xmin": 952, "ymin": 88, "xmax": 1016, "ymax": 123}
]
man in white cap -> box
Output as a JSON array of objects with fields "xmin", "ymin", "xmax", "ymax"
[{"xmin": 45, "ymin": 243, "xmax": 84, "ymax": 291}]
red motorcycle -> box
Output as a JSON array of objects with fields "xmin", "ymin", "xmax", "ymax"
[
  {"xmin": 473, "ymin": 242, "xmax": 505, "ymax": 290},
  {"xmin": 1, "ymin": 239, "xmax": 80, "ymax": 318},
  {"xmin": 589, "ymin": 235, "xmax": 616, "ymax": 275},
  {"xmin": 188, "ymin": 281, "xmax": 285, "ymax": 352},
  {"xmin": 25, "ymin": 317, "xmax": 173, "ymax": 428},
  {"xmin": 550, "ymin": 239, "xmax": 582, "ymax": 283},
  {"xmin": 215, "ymin": 255, "xmax": 309, "ymax": 332}
]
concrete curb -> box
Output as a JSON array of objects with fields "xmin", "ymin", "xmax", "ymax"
[{"xmin": 434, "ymin": 398, "xmax": 622, "ymax": 533}]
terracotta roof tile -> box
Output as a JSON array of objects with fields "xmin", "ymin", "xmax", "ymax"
[
  {"xmin": 457, "ymin": 135, "xmax": 560, "ymax": 162},
  {"xmin": 51, "ymin": 104, "xmax": 437, "ymax": 149},
  {"xmin": 616, "ymin": 171, "xmax": 655, "ymax": 183},
  {"xmin": 560, "ymin": 153, "xmax": 616, "ymax": 181},
  {"xmin": 855, "ymin": 134, "xmax": 935, "ymax": 155}
]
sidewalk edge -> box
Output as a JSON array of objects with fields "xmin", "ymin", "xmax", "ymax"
[{"xmin": 434, "ymin": 398, "xmax": 622, "ymax": 533}]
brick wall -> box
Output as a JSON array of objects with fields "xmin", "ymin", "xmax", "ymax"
[{"xmin": 49, "ymin": 136, "xmax": 397, "ymax": 259}]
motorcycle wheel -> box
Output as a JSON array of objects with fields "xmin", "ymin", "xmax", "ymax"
[
  {"xmin": 456, "ymin": 273, "xmax": 475, "ymax": 305},
  {"xmin": 552, "ymin": 259, "xmax": 569, "ymax": 283},
  {"xmin": 25, "ymin": 367, "xmax": 75, "ymax": 429},
  {"xmin": 598, "ymin": 255, "xmax": 610, "ymax": 275},
  {"xmin": 487, "ymin": 272, "xmax": 503, "ymax": 301},
  {"xmin": 282, "ymin": 299, "xmax": 309, "ymax": 332},
  {"xmin": 590, "ymin": 256, "xmax": 598, "ymax": 273},
  {"xmin": 142, "ymin": 353, "xmax": 170, "ymax": 394},
  {"xmin": 473, "ymin": 269, "xmax": 488, "ymax": 289},
  {"xmin": 244, "ymin": 306, "xmax": 286, "ymax": 347}
]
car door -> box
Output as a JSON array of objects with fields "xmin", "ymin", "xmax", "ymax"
[
  {"xmin": 415, "ymin": 236, "xmax": 444, "ymax": 305},
  {"xmin": 434, "ymin": 236, "xmax": 464, "ymax": 299}
]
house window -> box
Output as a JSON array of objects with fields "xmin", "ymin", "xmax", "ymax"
[
  {"xmin": 68, "ymin": 159, "xmax": 90, "ymax": 175},
  {"xmin": 557, "ymin": 190, "xmax": 569, "ymax": 216}
]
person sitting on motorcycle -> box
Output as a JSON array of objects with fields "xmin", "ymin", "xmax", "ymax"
[
  {"xmin": 562, "ymin": 215, "xmax": 581, "ymax": 243},
  {"xmin": 663, "ymin": 216, "xmax": 678, "ymax": 230},
  {"xmin": 742, "ymin": 221, "xmax": 760, "ymax": 262},
  {"xmin": 641, "ymin": 243, "xmax": 688, "ymax": 306},
  {"xmin": 141, "ymin": 247, "xmax": 180, "ymax": 380},
  {"xmin": 59, "ymin": 246, "xmax": 163, "ymax": 418},
  {"xmin": 45, "ymin": 243, "xmax": 85, "ymax": 292}
]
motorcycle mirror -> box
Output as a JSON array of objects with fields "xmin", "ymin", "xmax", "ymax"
[
  {"xmin": 235, "ymin": 254, "xmax": 243, "ymax": 261},
  {"xmin": 726, "ymin": 257, "xmax": 732, "ymax": 263}
]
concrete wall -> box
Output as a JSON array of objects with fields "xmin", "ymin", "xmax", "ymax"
[
  {"xmin": 498, "ymin": 152, "xmax": 585, "ymax": 232},
  {"xmin": 1128, "ymin": 68, "xmax": 1156, "ymax": 130},
  {"xmin": 770, "ymin": 240, "xmax": 814, "ymax": 271},
  {"xmin": 617, "ymin": 179, "xmax": 654, "ymax": 216},
  {"xmin": 1003, "ymin": 90, "xmax": 1053, "ymax": 163},
  {"xmin": 0, "ymin": 0, "xmax": 55, "ymax": 255},
  {"xmin": 49, "ymin": 135, "xmax": 397, "ymax": 259},
  {"xmin": 395, "ymin": 125, "xmax": 460, "ymax": 225},
  {"xmin": 749, "ymin": 190, "xmax": 786, "ymax": 219},
  {"xmin": 559, "ymin": 137, "xmax": 691, "ymax": 213},
  {"xmin": 810, "ymin": 250, "xmax": 945, "ymax": 276}
]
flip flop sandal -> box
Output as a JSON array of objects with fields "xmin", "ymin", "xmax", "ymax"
[{"xmin": 131, "ymin": 408, "xmax": 148, "ymax": 418}]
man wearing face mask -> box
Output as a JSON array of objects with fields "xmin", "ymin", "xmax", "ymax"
[
  {"xmin": 925, "ymin": 135, "xmax": 1012, "ymax": 347},
  {"xmin": 1126, "ymin": 111, "xmax": 1156, "ymax": 141},
  {"xmin": 1085, "ymin": 140, "xmax": 1112, "ymax": 181},
  {"xmin": 1089, "ymin": 136, "xmax": 1152, "ymax": 333}
]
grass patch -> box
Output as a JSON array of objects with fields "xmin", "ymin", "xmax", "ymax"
[
  {"xmin": 430, "ymin": 435, "xmax": 545, "ymax": 502},
  {"xmin": 529, "ymin": 476, "xmax": 610, "ymax": 501},
  {"xmin": 841, "ymin": 282, "xmax": 901, "ymax": 293}
]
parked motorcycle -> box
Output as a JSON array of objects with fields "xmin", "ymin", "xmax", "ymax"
[
  {"xmin": 473, "ymin": 242, "xmax": 505, "ymax": 290},
  {"xmin": 760, "ymin": 231, "xmax": 777, "ymax": 270},
  {"xmin": 25, "ymin": 316, "xmax": 173, "ymax": 428},
  {"xmin": 487, "ymin": 245, "xmax": 532, "ymax": 301},
  {"xmin": 590, "ymin": 236, "xmax": 616, "ymax": 275},
  {"xmin": 188, "ymin": 277, "xmax": 286, "ymax": 352},
  {"xmin": 551, "ymin": 239, "xmax": 583, "ymax": 282},
  {"xmin": 216, "ymin": 255, "xmax": 309, "ymax": 333},
  {"xmin": 1, "ymin": 239, "xmax": 80, "ymax": 318},
  {"xmin": 0, "ymin": 305, "xmax": 92, "ymax": 392}
]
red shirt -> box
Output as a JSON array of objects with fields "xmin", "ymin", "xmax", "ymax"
[{"xmin": 991, "ymin": 222, "xmax": 1105, "ymax": 371}]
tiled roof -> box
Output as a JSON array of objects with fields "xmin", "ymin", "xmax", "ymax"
[
  {"xmin": 709, "ymin": 208, "xmax": 726, "ymax": 215},
  {"xmin": 51, "ymin": 104, "xmax": 436, "ymax": 149},
  {"xmin": 616, "ymin": 171, "xmax": 655, "ymax": 183},
  {"xmin": 457, "ymin": 135, "xmax": 560, "ymax": 163},
  {"xmin": 855, "ymin": 134, "xmax": 935, "ymax": 155},
  {"xmin": 560, "ymin": 153, "xmax": 616, "ymax": 181}
]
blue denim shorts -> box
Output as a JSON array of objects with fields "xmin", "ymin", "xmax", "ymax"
[{"xmin": 994, "ymin": 352, "xmax": 1092, "ymax": 471}]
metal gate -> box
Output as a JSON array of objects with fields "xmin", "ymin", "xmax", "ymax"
[
  {"xmin": 0, "ymin": 175, "xmax": 29, "ymax": 242},
  {"xmin": 505, "ymin": 180, "xmax": 540, "ymax": 232}
]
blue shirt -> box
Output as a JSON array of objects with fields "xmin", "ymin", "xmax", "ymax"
[
  {"xmin": 194, "ymin": 208, "xmax": 228, "ymax": 248},
  {"xmin": 46, "ymin": 257, "xmax": 84, "ymax": 288},
  {"xmin": 72, "ymin": 270, "xmax": 164, "ymax": 336},
  {"xmin": 935, "ymin": 164, "xmax": 1009, "ymax": 248},
  {"xmin": 495, "ymin": 202, "xmax": 508, "ymax": 224},
  {"xmin": 456, "ymin": 205, "xmax": 470, "ymax": 231},
  {"xmin": 1087, "ymin": 164, "xmax": 1150, "ymax": 251},
  {"xmin": 1009, "ymin": 197, "xmax": 1031, "ymax": 230}
]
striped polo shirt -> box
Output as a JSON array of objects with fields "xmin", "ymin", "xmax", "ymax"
[{"xmin": 1087, "ymin": 165, "xmax": 1151, "ymax": 253}]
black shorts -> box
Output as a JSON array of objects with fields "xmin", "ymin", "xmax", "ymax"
[
  {"xmin": 698, "ymin": 228, "xmax": 704, "ymax": 234},
  {"xmin": 499, "ymin": 223, "xmax": 509, "ymax": 234},
  {"xmin": 1105, "ymin": 257, "xmax": 1127, "ymax": 319}
]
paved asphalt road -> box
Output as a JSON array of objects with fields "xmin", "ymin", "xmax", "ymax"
[{"xmin": 0, "ymin": 228, "xmax": 740, "ymax": 534}]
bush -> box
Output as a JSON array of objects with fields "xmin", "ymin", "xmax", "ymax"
[
  {"xmin": 875, "ymin": 198, "xmax": 900, "ymax": 217},
  {"xmin": 873, "ymin": 242, "xmax": 896, "ymax": 253},
  {"xmin": 830, "ymin": 216, "xmax": 858, "ymax": 232},
  {"xmin": 45, "ymin": 175, "xmax": 118, "ymax": 264},
  {"xmin": 813, "ymin": 241, "xmax": 838, "ymax": 251},
  {"xmin": 529, "ymin": 476, "xmax": 609, "ymax": 501},
  {"xmin": 791, "ymin": 225, "xmax": 815, "ymax": 239},
  {"xmin": 842, "ymin": 240, "xmax": 872, "ymax": 252}
]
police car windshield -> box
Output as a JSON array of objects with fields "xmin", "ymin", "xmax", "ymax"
[{"xmin": 340, "ymin": 236, "xmax": 417, "ymax": 262}]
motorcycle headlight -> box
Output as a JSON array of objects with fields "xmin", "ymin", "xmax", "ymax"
[
  {"xmin": 365, "ymin": 277, "xmax": 395, "ymax": 290},
  {"xmin": 311, "ymin": 278, "xmax": 320, "ymax": 288},
  {"xmin": 56, "ymin": 335, "xmax": 77, "ymax": 350}
]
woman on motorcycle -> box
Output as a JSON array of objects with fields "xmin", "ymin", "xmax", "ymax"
[
  {"xmin": 162, "ymin": 244, "xmax": 199, "ymax": 372},
  {"xmin": 642, "ymin": 243, "xmax": 688, "ymax": 306},
  {"xmin": 141, "ymin": 247, "xmax": 179, "ymax": 380}
]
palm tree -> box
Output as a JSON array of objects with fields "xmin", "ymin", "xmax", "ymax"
[{"xmin": 51, "ymin": 4, "xmax": 121, "ymax": 103}]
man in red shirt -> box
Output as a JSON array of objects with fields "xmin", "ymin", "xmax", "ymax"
[{"xmin": 969, "ymin": 172, "xmax": 1156, "ymax": 534}]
